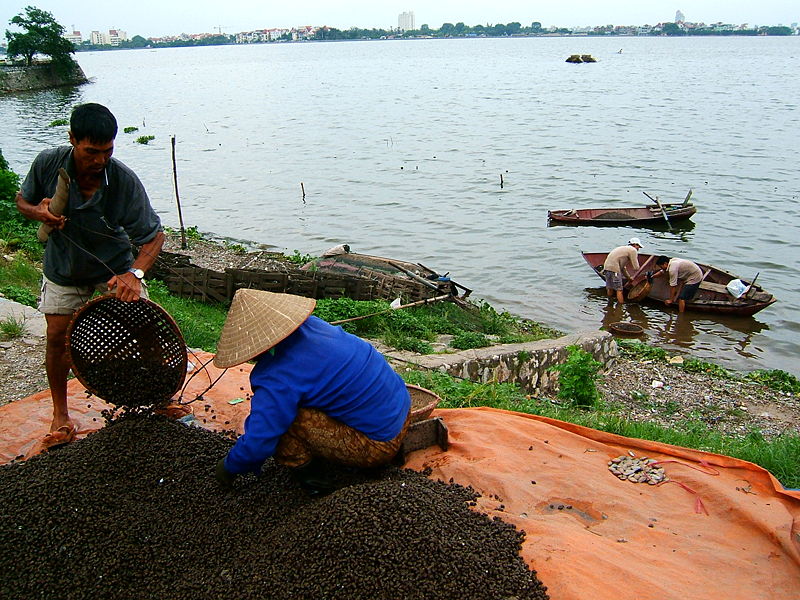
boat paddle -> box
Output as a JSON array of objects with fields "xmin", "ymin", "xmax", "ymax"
[
  {"xmin": 643, "ymin": 191, "xmax": 672, "ymax": 230},
  {"xmin": 744, "ymin": 272, "xmax": 760, "ymax": 298}
]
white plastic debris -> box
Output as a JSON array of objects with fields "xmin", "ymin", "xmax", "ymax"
[
  {"xmin": 726, "ymin": 279, "xmax": 748, "ymax": 298},
  {"xmin": 390, "ymin": 297, "xmax": 402, "ymax": 309},
  {"xmin": 651, "ymin": 380, "xmax": 664, "ymax": 389}
]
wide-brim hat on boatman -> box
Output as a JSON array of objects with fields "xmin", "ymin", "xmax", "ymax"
[{"xmin": 213, "ymin": 289, "xmax": 316, "ymax": 368}]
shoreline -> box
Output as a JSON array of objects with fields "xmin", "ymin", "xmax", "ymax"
[{"xmin": 2, "ymin": 233, "xmax": 797, "ymax": 442}]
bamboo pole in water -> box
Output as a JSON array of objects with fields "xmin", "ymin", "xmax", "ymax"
[{"xmin": 171, "ymin": 136, "xmax": 187, "ymax": 250}]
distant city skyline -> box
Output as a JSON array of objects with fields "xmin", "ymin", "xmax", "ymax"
[{"xmin": 2, "ymin": 1, "xmax": 797, "ymax": 39}]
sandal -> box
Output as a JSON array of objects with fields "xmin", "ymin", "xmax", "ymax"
[
  {"xmin": 25, "ymin": 424, "xmax": 78, "ymax": 459},
  {"xmin": 42, "ymin": 424, "xmax": 78, "ymax": 449},
  {"xmin": 154, "ymin": 403, "xmax": 193, "ymax": 420}
]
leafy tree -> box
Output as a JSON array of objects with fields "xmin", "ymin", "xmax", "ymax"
[
  {"xmin": 121, "ymin": 34, "xmax": 149, "ymax": 48},
  {"xmin": 506, "ymin": 22, "xmax": 522, "ymax": 35},
  {"xmin": 764, "ymin": 26, "xmax": 792, "ymax": 35},
  {"xmin": 439, "ymin": 22, "xmax": 455, "ymax": 36},
  {"xmin": 662, "ymin": 22, "xmax": 685, "ymax": 36},
  {"xmin": 5, "ymin": 5, "xmax": 75, "ymax": 67},
  {"xmin": 531, "ymin": 21, "xmax": 542, "ymax": 32}
]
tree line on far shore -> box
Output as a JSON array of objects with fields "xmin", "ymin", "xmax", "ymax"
[{"xmin": 3, "ymin": 5, "xmax": 796, "ymax": 65}]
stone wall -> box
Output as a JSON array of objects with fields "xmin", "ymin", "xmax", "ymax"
[
  {"xmin": 0, "ymin": 62, "xmax": 88, "ymax": 93},
  {"xmin": 387, "ymin": 330, "xmax": 617, "ymax": 395}
]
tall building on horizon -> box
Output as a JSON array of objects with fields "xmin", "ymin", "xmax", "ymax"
[
  {"xmin": 675, "ymin": 10, "xmax": 686, "ymax": 23},
  {"xmin": 398, "ymin": 11, "xmax": 415, "ymax": 32},
  {"xmin": 64, "ymin": 26, "xmax": 83, "ymax": 44}
]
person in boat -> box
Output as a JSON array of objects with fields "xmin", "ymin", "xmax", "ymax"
[
  {"xmin": 213, "ymin": 289, "xmax": 412, "ymax": 495},
  {"xmin": 15, "ymin": 103, "xmax": 165, "ymax": 453},
  {"xmin": 602, "ymin": 238, "xmax": 642, "ymax": 304},
  {"xmin": 653, "ymin": 255, "xmax": 703, "ymax": 313}
]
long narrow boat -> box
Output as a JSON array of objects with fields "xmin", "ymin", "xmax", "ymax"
[
  {"xmin": 548, "ymin": 203, "xmax": 696, "ymax": 225},
  {"xmin": 581, "ymin": 251, "xmax": 777, "ymax": 316},
  {"xmin": 548, "ymin": 190, "xmax": 696, "ymax": 225}
]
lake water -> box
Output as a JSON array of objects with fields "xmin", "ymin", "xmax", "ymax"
[{"xmin": 2, "ymin": 36, "xmax": 798, "ymax": 374}]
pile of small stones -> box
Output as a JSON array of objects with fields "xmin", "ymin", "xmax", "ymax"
[
  {"xmin": 608, "ymin": 455, "xmax": 668, "ymax": 485},
  {"xmin": 0, "ymin": 415, "xmax": 549, "ymax": 600}
]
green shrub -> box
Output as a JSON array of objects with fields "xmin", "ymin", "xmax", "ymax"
[
  {"xmin": 224, "ymin": 242, "xmax": 247, "ymax": 254},
  {"xmin": 48, "ymin": 118, "xmax": 69, "ymax": 127},
  {"xmin": 123, "ymin": 126, "xmax": 139, "ymax": 133},
  {"xmin": 450, "ymin": 330, "xmax": 491, "ymax": 350},
  {"xmin": 746, "ymin": 370, "xmax": 800, "ymax": 394},
  {"xmin": 0, "ymin": 159, "xmax": 42, "ymax": 260},
  {"xmin": 0, "ymin": 284, "xmax": 38, "ymax": 308},
  {"xmin": 135, "ymin": 135, "xmax": 155, "ymax": 144},
  {"xmin": 549, "ymin": 345, "xmax": 603, "ymax": 408},
  {"xmin": 286, "ymin": 250, "xmax": 316, "ymax": 265}
]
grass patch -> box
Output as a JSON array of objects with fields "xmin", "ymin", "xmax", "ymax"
[
  {"xmin": 618, "ymin": 340, "xmax": 799, "ymax": 396},
  {"xmin": 312, "ymin": 297, "xmax": 558, "ymax": 354},
  {"xmin": 400, "ymin": 369, "xmax": 800, "ymax": 489},
  {"xmin": 135, "ymin": 135, "xmax": 155, "ymax": 145},
  {"xmin": 0, "ymin": 314, "xmax": 27, "ymax": 340},
  {"xmin": 746, "ymin": 370, "xmax": 800, "ymax": 394},
  {"xmin": 146, "ymin": 280, "xmax": 227, "ymax": 352},
  {"xmin": 48, "ymin": 118, "xmax": 69, "ymax": 127},
  {"xmin": 450, "ymin": 331, "xmax": 491, "ymax": 350},
  {"xmin": 123, "ymin": 126, "xmax": 139, "ymax": 133},
  {"xmin": 0, "ymin": 255, "xmax": 42, "ymax": 303}
]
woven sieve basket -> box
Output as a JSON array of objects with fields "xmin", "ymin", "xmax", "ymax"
[
  {"xmin": 626, "ymin": 280, "xmax": 651, "ymax": 302},
  {"xmin": 406, "ymin": 384, "xmax": 441, "ymax": 423},
  {"xmin": 66, "ymin": 295, "xmax": 188, "ymax": 407}
]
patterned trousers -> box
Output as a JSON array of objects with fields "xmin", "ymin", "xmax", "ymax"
[{"xmin": 274, "ymin": 408, "xmax": 410, "ymax": 468}]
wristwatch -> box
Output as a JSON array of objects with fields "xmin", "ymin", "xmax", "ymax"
[{"xmin": 127, "ymin": 268, "xmax": 145, "ymax": 280}]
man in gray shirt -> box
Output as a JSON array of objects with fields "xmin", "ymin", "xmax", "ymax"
[
  {"xmin": 654, "ymin": 255, "xmax": 703, "ymax": 313},
  {"xmin": 15, "ymin": 103, "xmax": 164, "ymax": 450}
]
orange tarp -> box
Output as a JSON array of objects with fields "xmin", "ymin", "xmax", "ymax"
[{"xmin": 2, "ymin": 351, "xmax": 799, "ymax": 599}]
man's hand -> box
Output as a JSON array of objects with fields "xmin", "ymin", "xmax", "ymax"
[
  {"xmin": 216, "ymin": 458, "xmax": 236, "ymax": 489},
  {"xmin": 34, "ymin": 197, "xmax": 67, "ymax": 229},
  {"xmin": 107, "ymin": 272, "xmax": 142, "ymax": 302}
]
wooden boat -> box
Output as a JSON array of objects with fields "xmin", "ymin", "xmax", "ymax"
[
  {"xmin": 581, "ymin": 251, "xmax": 777, "ymax": 316},
  {"xmin": 300, "ymin": 247, "xmax": 472, "ymax": 300},
  {"xmin": 548, "ymin": 190, "xmax": 696, "ymax": 225},
  {"xmin": 549, "ymin": 204, "xmax": 696, "ymax": 225}
]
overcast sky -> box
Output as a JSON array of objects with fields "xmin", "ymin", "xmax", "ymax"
[{"xmin": 2, "ymin": 1, "xmax": 797, "ymax": 38}]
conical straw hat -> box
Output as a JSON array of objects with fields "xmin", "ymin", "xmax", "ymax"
[{"xmin": 213, "ymin": 289, "xmax": 316, "ymax": 368}]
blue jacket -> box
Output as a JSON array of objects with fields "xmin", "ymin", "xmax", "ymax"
[{"xmin": 224, "ymin": 316, "xmax": 411, "ymax": 474}]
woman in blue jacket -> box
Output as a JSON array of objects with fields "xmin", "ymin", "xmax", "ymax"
[{"xmin": 213, "ymin": 289, "xmax": 411, "ymax": 494}]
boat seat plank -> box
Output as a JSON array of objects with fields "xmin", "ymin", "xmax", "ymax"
[{"xmin": 699, "ymin": 281, "xmax": 729, "ymax": 294}]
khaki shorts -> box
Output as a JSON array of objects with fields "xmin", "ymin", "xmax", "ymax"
[{"xmin": 38, "ymin": 275, "xmax": 149, "ymax": 315}]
